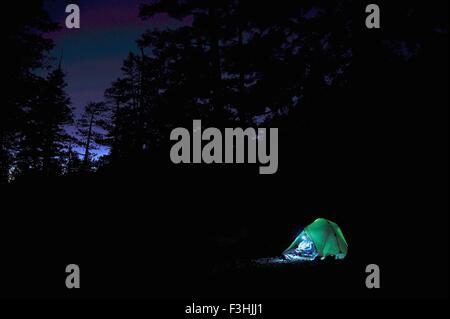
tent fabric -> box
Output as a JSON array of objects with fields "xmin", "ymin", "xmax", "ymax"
[{"xmin": 284, "ymin": 218, "xmax": 348, "ymax": 260}]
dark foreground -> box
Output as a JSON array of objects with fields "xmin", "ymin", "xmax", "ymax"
[{"xmin": 1, "ymin": 172, "xmax": 448, "ymax": 299}]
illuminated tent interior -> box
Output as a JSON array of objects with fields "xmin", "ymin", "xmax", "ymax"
[{"xmin": 283, "ymin": 218, "xmax": 348, "ymax": 261}]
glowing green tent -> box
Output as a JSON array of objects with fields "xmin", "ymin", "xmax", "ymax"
[{"xmin": 284, "ymin": 218, "xmax": 348, "ymax": 260}]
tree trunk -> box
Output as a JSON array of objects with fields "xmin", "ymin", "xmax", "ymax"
[
  {"xmin": 136, "ymin": 47, "xmax": 146, "ymax": 152},
  {"xmin": 83, "ymin": 111, "xmax": 95, "ymax": 169},
  {"xmin": 42, "ymin": 128, "xmax": 54, "ymax": 177},
  {"xmin": 0, "ymin": 128, "xmax": 8, "ymax": 184},
  {"xmin": 238, "ymin": 19, "xmax": 246, "ymax": 125},
  {"xmin": 112, "ymin": 101, "xmax": 121, "ymax": 164},
  {"xmin": 208, "ymin": 5, "xmax": 224, "ymax": 124}
]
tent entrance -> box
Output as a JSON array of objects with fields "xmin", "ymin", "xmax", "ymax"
[{"xmin": 283, "ymin": 231, "xmax": 319, "ymax": 261}]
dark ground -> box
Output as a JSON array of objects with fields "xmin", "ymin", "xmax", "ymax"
[{"xmin": 1, "ymin": 155, "xmax": 448, "ymax": 299}]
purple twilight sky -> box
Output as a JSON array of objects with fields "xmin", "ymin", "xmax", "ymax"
[
  {"xmin": 45, "ymin": 0, "xmax": 188, "ymax": 118},
  {"xmin": 43, "ymin": 0, "xmax": 191, "ymax": 156}
]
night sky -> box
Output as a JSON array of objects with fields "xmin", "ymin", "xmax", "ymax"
[
  {"xmin": 45, "ymin": 0, "xmax": 188, "ymax": 117},
  {"xmin": 44, "ymin": 0, "xmax": 190, "ymax": 156}
]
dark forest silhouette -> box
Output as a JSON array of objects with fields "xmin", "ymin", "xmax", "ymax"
[{"xmin": 2, "ymin": 1, "xmax": 448, "ymax": 184}]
